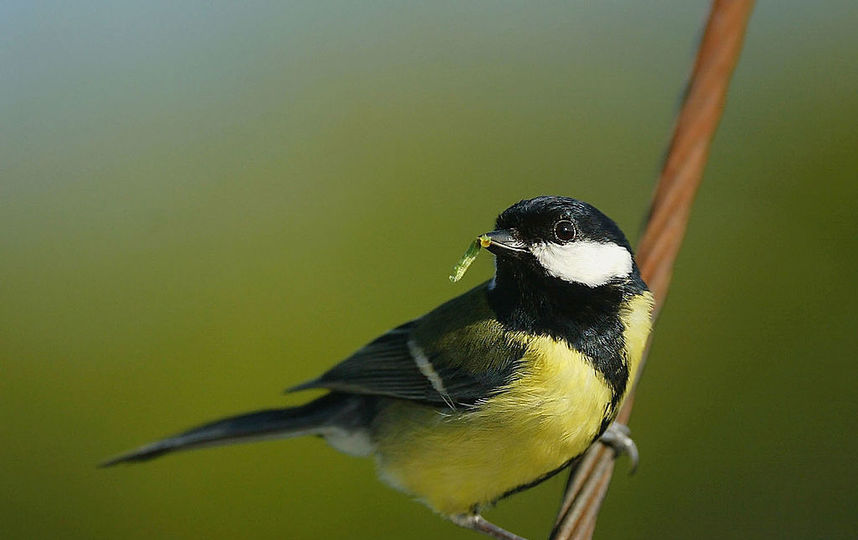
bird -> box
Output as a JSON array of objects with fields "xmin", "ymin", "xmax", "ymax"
[{"xmin": 102, "ymin": 196, "xmax": 654, "ymax": 540}]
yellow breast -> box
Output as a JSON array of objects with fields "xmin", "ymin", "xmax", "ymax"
[
  {"xmin": 372, "ymin": 339, "xmax": 613, "ymax": 515},
  {"xmin": 619, "ymin": 291, "xmax": 655, "ymax": 405},
  {"xmin": 373, "ymin": 292, "xmax": 653, "ymax": 516}
]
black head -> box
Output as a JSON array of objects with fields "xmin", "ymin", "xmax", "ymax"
[{"xmin": 483, "ymin": 196, "xmax": 636, "ymax": 288}]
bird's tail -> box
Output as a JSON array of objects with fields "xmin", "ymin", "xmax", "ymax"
[{"xmin": 100, "ymin": 393, "xmax": 362, "ymax": 467}]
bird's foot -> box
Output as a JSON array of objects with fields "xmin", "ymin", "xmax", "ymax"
[
  {"xmin": 599, "ymin": 422, "xmax": 639, "ymax": 474},
  {"xmin": 450, "ymin": 513, "xmax": 528, "ymax": 540}
]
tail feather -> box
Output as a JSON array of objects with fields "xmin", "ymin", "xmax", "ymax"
[{"xmin": 101, "ymin": 393, "xmax": 355, "ymax": 467}]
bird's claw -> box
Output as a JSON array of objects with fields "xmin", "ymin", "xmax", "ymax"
[{"xmin": 599, "ymin": 422, "xmax": 639, "ymax": 474}]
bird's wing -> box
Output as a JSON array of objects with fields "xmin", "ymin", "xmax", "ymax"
[{"xmin": 288, "ymin": 283, "xmax": 530, "ymax": 408}]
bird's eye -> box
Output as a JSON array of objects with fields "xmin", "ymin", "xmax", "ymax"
[{"xmin": 554, "ymin": 220, "xmax": 576, "ymax": 242}]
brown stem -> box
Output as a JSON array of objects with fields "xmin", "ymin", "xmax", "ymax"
[{"xmin": 551, "ymin": 1, "xmax": 755, "ymax": 538}]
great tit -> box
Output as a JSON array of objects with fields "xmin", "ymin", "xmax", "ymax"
[{"xmin": 103, "ymin": 196, "xmax": 654, "ymax": 540}]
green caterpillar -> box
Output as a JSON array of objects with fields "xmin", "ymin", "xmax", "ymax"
[{"xmin": 449, "ymin": 235, "xmax": 491, "ymax": 283}]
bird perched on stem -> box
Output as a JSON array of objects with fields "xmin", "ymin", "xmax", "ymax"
[{"xmin": 103, "ymin": 196, "xmax": 654, "ymax": 540}]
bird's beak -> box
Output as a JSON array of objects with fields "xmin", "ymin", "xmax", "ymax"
[{"xmin": 481, "ymin": 229, "xmax": 528, "ymax": 255}]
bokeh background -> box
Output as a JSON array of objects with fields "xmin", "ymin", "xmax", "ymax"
[{"xmin": 2, "ymin": 1, "xmax": 856, "ymax": 538}]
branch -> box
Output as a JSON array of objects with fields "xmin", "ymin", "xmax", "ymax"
[{"xmin": 551, "ymin": 2, "xmax": 755, "ymax": 538}]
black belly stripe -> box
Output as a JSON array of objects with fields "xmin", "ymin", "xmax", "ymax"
[
  {"xmin": 494, "ymin": 455, "xmax": 584, "ymax": 504},
  {"xmin": 487, "ymin": 270, "xmax": 647, "ymax": 416}
]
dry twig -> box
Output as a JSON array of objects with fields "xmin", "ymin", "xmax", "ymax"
[{"xmin": 551, "ymin": 2, "xmax": 755, "ymax": 538}]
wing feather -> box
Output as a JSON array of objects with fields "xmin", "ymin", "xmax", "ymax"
[{"xmin": 288, "ymin": 283, "xmax": 529, "ymax": 407}]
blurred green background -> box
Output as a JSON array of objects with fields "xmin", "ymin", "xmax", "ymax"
[{"xmin": 2, "ymin": 1, "xmax": 856, "ymax": 538}]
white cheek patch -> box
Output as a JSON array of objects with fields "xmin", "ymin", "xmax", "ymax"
[{"xmin": 531, "ymin": 240, "xmax": 633, "ymax": 287}]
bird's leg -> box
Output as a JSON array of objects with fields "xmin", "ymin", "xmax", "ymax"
[
  {"xmin": 450, "ymin": 514, "xmax": 528, "ymax": 540},
  {"xmin": 599, "ymin": 422, "xmax": 639, "ymax": 474}
]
